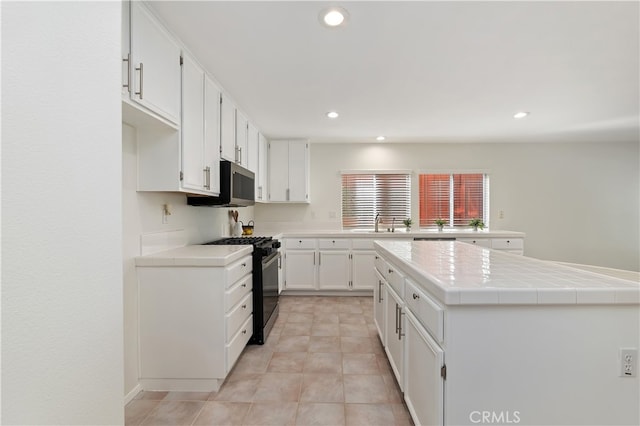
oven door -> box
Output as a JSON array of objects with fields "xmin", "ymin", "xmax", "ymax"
[{"xmin": 261, "ymin": 251, "xmax": 280, "ymax": 337}]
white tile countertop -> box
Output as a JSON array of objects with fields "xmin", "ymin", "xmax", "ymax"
[
  {"xmin": 275, "ymin": 228, "xmax": 524, "ymax": 238},
  {"xmin": 135, "ymin": 245, "xmax": 252, "ymax": 267},
  {"xmin": 375, "ymin": 240, "xmax": 639, "ymax": 305}
]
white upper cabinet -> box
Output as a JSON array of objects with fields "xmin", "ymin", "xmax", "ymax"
[
  {"xmin": 220, "ymin": 92, "xmax": 236, "ymax": 162},
  {"xmin": 181, "ymin": 53, "xmax": 206, "ymax": 192},
  {"xmin": 204, "ymin": 75, "xmax": 221, "ymax": 195},
  {"xmin": 128, "ymin": 1, "xmax": 181, "ymax": 125},
  {"xmin": 247, "ymin": 122, "xmax": 259, "ymax": 174},
  {"xmin": 235, "ymin": 110, "xmax": 249, "ymax": 167},
  {"xmin": 268, "ymin": 140, "xmax": 310, "ymax": 203},
  {"xmin": 256, "ymin": 133, "xmax": 269, "ymax": 202}
]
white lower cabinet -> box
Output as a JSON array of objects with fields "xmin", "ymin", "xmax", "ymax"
[
  {"xmin": 351, "ymin": 239, "xmax": 377, "ymax": 290},
  {"xmin": 318, "ymin": 250, "xmax": 351, "ymax": 290},
  {"xmin": 283, "ymin": 237, "xmax": 378, "ymax": 292},
  {"xmin": 384, "ymin": 283, "xmax": 405, "ymax": 391},
  {"xmin": 137, "ymin": 255, "xmax": 253, "ymax": 391},
  {"xmin": 284, "ymin": 249, "xmax": 316, "ymax": 290},
  {"xmin": 405, "ymin": 309, "xmax": 444, "ymax": 426},
  {"xmin": 373, "ymin": 269, "xmax": 386, "ymax": 342}
]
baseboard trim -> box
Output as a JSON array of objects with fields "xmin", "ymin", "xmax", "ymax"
[{"xmin": 124, "ymin": 383, "xmax": 143, "ymax": 405}]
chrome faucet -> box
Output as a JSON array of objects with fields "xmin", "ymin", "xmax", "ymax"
[
  {"xmin": 391, "ymin": 217, "xmax": 396, "ymax": 233},
  {"xmin": 374, "ymin": 213, "xmax": 381, "ymax": 232}
]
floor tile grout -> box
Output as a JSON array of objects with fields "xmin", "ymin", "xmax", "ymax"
[{"xmin": 126, "ymin": 295, "xmax": 412, "ymax": 426}]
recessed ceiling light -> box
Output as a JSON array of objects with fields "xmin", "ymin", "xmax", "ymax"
[
  {"xmin": 319, "ymin": 7, "xmax": 349, "ymax": 28},
  {"xmin": 376, "ymin": 136, "xmax": 385, "ymax": 141},
  {"xmin": 326, "ymin": 111, "xmax": 339, "ymax": 119},
  {"xmin": 513, "ymin": 111, "xmax": 530, "ymax": 119}
]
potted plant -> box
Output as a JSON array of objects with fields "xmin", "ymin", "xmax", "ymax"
[
  {"xmin": 469, "ymin": 218, "xmax": 485, "ymax": 231},
  {"xmin": 402, "ymin": 217, "xmax": 413, "ymax": 230},
  {"xmin": 434, "ymin": 218, "xmax": 447, "ymax": 231}
]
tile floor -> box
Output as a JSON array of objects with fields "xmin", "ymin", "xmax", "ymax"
[{"xmin": 125, "ymin": 295, "xmax": 413, "ymax": 426}]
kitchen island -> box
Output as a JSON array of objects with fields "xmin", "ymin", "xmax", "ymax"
[{"xmin": 374, "ymin": 240, "xmax": 639, "ymax": 426}]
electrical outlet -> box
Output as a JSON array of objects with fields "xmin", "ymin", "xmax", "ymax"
[{"xmin": 620, "ymin": 348, "xmax": 637, "ymax": 377}]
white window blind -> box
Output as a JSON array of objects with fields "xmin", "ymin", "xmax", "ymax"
[
  {"xmin": 419, "ymin": 173, "xmax": 489, "ymax": 227},
  {"xmin": 342, "ymin": 173, "xmax": 411, "ymax": 229}
]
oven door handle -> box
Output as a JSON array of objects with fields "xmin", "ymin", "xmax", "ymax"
[{"xmin": 262, "ymin": 251, "xmax": 281, "ymax": 269}]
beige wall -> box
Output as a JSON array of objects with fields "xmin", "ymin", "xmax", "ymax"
[{"xmin": 256, "ymin": 141, "xmax": 640, "ymax": 271}]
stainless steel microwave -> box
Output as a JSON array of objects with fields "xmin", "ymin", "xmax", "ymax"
[{"xmin": 187, "ymin": 160, "xmax": 255, "ymax": 207}]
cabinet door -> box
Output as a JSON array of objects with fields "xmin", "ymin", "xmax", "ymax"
[
  {"xmin": 284, "ymin": 250, "xmax": 316, "ymax": 289},
  {"xmin": 256, "ymin": 133, "xmax": 268, "ymax": 201},
  {"xmin": 288, "ymin": 142, "xmax": 309, "ymax": 202},
  {"xmin": 374, "ymin": 270, "xmax": 386, "ymax": 343},
  {"xmin": 405, "ymin": 310, "xmax": 444, "ymax": 426},
  {"xmin": 204, "ymin": 75, "xmax": 221, "ymax": 195},
  {"xmin": 130, "ymin": 2, "xmax": 181, "ymax": 124},
  {"xmin": 247, "ymin": 123, "xmax": 259, "ymax": 174},
  {"xmin": 318, "ymin": 251, "xmax": 351, "ymax": 290},
  {"xmin": 268, "ymin": 141, "xmax": 289, "ymax": 202},
  {"xmin": 385, "ymin": 285, "xmax": 405, "ymax": 391},
  {"xmin": 352, "ymin": 251, "xmax": 376, "ymax": 290},
  {"xmin": 235, "ymin": 110, "xmax": 249, "ymax": 166},
  {"xmin": 220, "ymin": 92, "xmax": 236, "ymax": 162},
  {"xmin": 180, "ymin": 53, "xmax": 205, "ymax": 192}
]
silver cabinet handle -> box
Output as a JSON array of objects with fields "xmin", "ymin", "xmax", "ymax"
[
  {"xmin": 395, "ymin": 304, "xmax": 400, "ymax": 334},
  {"xmin": 378, "ymin": 280, "xmax": 383, "ymax": 303},
  {"xmin": 313, "ymin": 252, "xmax": 315, "ymax": 265},
  {"xmin": 286, "ymin": 188, "xmax": 290, "ymax": 201},
  {"xmin": 239, "ymin": 147, "xmax": 242, "ymax": 164},
  {"xmin": 122, "ymin": 53, "xmax": 130, "ymax": 92},
  {"xmin": 318, "ymin": 252, "xmax": 321, "ymax": 265},
  {"xmin": 413, "ymin": 293, "xmax": 420, "ymax": 300},
  {"xmin": 135, "ymin": 62, "xmax": 143, "ymax": 99},
  {"xmin": 398, "ymin": 309, "xmax": 405, "ymax": 340}
]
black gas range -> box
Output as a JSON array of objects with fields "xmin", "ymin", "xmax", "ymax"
[{"xmin": 204, "ymin": 236, "xmax": 281, "ymax": 344}]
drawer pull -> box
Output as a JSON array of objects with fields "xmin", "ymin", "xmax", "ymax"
[
  {"xmin": 413, "ymin": 293, "xmax": 420, "ymax": 300},
  {"xmin": 242, "ymin": 283, "xmax": 247, "ymax": 288},
  {"xmin": 388, "ymin": 269, "xmax": 393, "ymax": 274},
  {"xmin": 506, "ymin": 240, "xmax": 510, "ymax": 244},
  {"xmin": 241, "ymin": 262, "xmax": 247, "ymax": 267},
  {"xmin": 242, "ymin": 329, "xmax": 247, "ymax": 335},
  {"xmin": 242, "ymin": 304, "xmax": 247, "ymax": 309}
]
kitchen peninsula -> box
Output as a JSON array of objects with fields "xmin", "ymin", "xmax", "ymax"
[{"xmin": 374, "ymin": 240, "xmax": 639, "ymax": 426}]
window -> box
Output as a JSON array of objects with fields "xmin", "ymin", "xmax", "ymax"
[
  {"xmin": 342, "ymin": 172, "xmax": 411, "ymax": 229},
  {"xmin": 419, "ymin": 173, "xmax": 489, "ymax": 227}
]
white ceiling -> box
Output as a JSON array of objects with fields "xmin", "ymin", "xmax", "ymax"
[{"xmin": 148, "ymin": 1, "xmax": 639, "ymax": 144}]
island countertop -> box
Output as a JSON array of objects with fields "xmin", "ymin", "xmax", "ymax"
[{"xmin": 374, "ymin": 240, "xmax": 639, "ymax": 305}]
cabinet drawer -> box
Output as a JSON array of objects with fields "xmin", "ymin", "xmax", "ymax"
[
  {"xmin": 318, "ymin": 238, "xmax": 351, "ymax": 250},
  {"xmin": 491, "ymin": 238, "xmax": 524, "ymax": 250},
  {"xmin": 352, "ymin": 239, "xmax": 375, "ymax": 250},
  {"xmin": 375, "ymin": 255, "xmax": 388, "ymax": 277},
  {"xmin": 386, "ymin": 263, "xmax": 405, "ymax": 298},
  {"xmin": 226, "ymin": 315, "xmax": 253, "ymax": 374},
  {"xmin": 226, "ymin": 255, "xmax": 253, "ymax": 287},
  {"xmin": 405, "ymin": 279, "xmax": 444, "ymax": 343},
  {"xmin": 285, "ymin": 238, "xmax": 316, "ymax": 250},
  {"xmin": 458, "ymin": 238, "xmax": 491, "ymax": 248},
  {"xmin": 226, "ymin": 292, "xmax": 253, "ymax": 340},
  {"xmin": 225, "ymin": 275, "xmax": 252, "ymax": 311}
]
